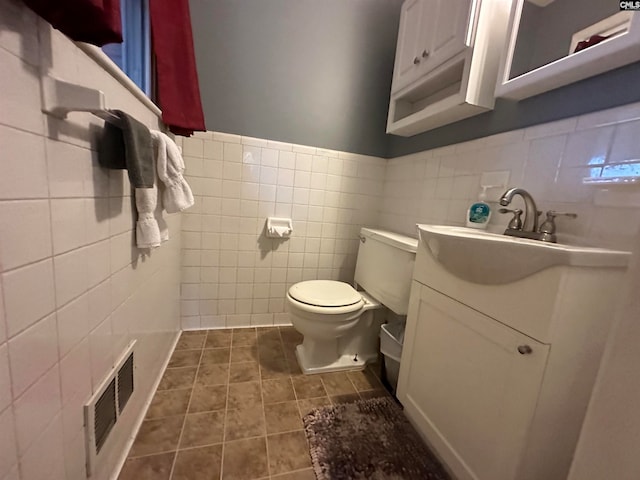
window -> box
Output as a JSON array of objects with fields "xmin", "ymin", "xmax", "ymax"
[{"xmin": 102, "ymin": 0, "xmax": 151, "ymax": 96}]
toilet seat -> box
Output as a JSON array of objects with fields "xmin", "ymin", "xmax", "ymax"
[
  {"xmin": 287, "ymin": 280, "xmax": 364, "ymax": 317},
  {"xmin": 288, "ymin": 280, "xmax": 362, "ymax": 307}
]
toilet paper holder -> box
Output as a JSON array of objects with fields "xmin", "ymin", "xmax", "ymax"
[{"xmin": 266, "ymin": 217, "xmax": 293, "ymax": 238}]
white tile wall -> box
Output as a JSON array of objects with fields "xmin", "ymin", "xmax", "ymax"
[
  {"xmin": 380, "ymin": 104, "xmax": 640, "ymax": 252},
  {"xmin": 180, "ymin": 133, "xmax": 386, "ymax": 328},
  {"xmin": 0, "ymin": 2, "xmax": 181, "ymax": 480},
  {"xmin": 180, "ymin": 104, "xmax": 640, "ymax": 332}
]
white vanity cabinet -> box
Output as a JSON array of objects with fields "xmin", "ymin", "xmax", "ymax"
[
  {"xmin": 387, "ymin": 0, "xmax": 510, "ymax": 137},
  {"xmin": 397, "ymin": 228, "xmax": 630, "ymax": 480},
  {"xmin": 402, "ymin": 283, "xmax": 550, "ymax": 480}
]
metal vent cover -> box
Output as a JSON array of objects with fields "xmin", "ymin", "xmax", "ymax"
[
  {"xmin": 94, "ymin": 379, "xmax": 116, "ymax": 454},
  {"xmin": 85, "ymin": 340, "xmax": 136, "ymax": 476},
  {"xmin": 117, "ymin": 352, "xmax": 134, "ymax": 413}
]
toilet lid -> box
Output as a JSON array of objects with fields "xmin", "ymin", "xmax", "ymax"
[{"xmin": 288, "ymin": 280, "xmax": 362, "ymax": 307}]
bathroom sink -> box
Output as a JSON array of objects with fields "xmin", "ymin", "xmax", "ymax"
[{"xmin": 417, "ymin": 224, "xmax": 631, "ymax": 284}]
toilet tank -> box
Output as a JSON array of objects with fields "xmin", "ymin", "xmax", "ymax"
[{"xmin": 354, "ymin": 228, "xmax": 418, "ymax": 315}]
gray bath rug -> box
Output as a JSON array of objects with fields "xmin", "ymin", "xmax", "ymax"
[{"xmin": 303, "ymin": 396, "xmax": 451, "ymax": 480}]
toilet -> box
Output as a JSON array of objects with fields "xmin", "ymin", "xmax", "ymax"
[{"xmin": 286, "ymin": 228, "xmax": 418, "ymax": 374}]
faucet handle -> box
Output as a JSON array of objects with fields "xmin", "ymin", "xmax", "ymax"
[
  {"xmin": 499, "ymin": 208, "xmax": 523, "ymax": 230},
  {"xmin": 539, "ymin": 210, "xmax": 577, "ymax": 237}
]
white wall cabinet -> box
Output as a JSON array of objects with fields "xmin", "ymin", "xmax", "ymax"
[
  {"xmin": 392, "ymin": 0, "xmax": 428, "ymax": 93},
  {"xmin": 387, "ymin": 0, "xmax": 510, "ymax": 137},
  {"xmin": 397, "ymin": 232, "xmax": 629, "ymax": 480},
  {"xmin": 392, "ymin": 0, "xmax": 471, "ymax": 95}
]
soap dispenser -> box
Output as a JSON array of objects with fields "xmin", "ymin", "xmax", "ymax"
[{"xmin": 466, "ymin": 186, "xmax": 492, "ymax": 229}]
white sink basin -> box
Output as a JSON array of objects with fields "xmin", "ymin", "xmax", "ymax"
[{"xmin": 418, "ymin": 224, "xmax": 631, "ymax": 284}]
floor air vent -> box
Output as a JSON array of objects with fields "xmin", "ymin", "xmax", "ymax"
[{"xmin": 85, "ymin": 341, "xmax": 136, "ymax": 476}]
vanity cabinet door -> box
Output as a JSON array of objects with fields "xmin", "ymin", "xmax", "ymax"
[
  {"xmin": 397, "ymin": 282, "xmax": 549, "ymax": 480},
  {"xmin": 391, "ymin": 0, "xmax": 430, "ymax": 93},
  {"xmin": 417, "ymin": 0, "xmax": 472, "ymax": 75}
]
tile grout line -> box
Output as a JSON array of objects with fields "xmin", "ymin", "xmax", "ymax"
[
  {"xmin": 167, "ymin": 333, "xmax": 205, "ymax": 479},
  {"xmin": 219, "ymin": 329, "xmax": 232, "ymax": 480},
  {"xmin": 256, "ymin": 328, "xmax": 272, "ymax": 480}
]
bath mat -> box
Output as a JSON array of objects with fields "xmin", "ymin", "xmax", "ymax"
[{"xmin": 303, "ymin": 396, "xmax": 451, "ymax": 480}]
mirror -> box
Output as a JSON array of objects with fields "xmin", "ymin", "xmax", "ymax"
[{"xmin": 496, "ymin": 0, "xmax": 640, "ymax": 100}]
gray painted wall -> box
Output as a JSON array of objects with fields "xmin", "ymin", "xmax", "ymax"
[
  {"xmin": 189, "ymin": 0, "xmax": 402, "ymax": 157},
  {"xmin": 388, "ymin": 61, "xmax": 640, "ymax": 157},
  {"xmin": 190, "ymin": 0, "xmax": 640, "ymax": 159}
]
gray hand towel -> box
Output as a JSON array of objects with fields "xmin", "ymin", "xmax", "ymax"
[{"xmin": 98, "ymin": 110, "xmax": 154, "ymax": 188}]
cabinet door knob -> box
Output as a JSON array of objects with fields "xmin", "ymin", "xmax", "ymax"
[
  {"xmin": 413, "ymin": 56, "xmax": 421, "ymax": 65},
  {"xmin": 517, "ymin": 345, "xmax": 533, "ymax": 355},
  {"xmin": 422, "ymin": 49, "xmax": 430, "ymax": 58}
]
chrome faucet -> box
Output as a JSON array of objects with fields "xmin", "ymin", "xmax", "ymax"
[
  {"xmin": 498, "ymin": 188, "xmax": 577, "ymax": 242},
  {"xmin": 499, "ymin": 188, "xmax": 539, "ymax": 233}
]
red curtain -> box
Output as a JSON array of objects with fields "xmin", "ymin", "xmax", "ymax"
[
  {"xmin": 23, "ymin": 0, "xmax": 122, "ymax": 46},
  {"xmin": 149, "ymin": 0, "xmax": 206, "ymax": 136}
]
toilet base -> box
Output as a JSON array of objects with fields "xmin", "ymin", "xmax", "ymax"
[{"xmin": 295, "ymin": 344, "xmax": 377, "ymax": 374}]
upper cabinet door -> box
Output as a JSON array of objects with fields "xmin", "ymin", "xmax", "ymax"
[
  {"xmin": 391, "ymin": 0, "xmax": 430, "ymax": 93},
  {"xmin": 418, "ymin": 0, "xmax": 473, "ymax": 74}
]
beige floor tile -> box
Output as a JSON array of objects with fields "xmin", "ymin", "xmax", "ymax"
[
  {"xmin": 180, "ymin": 411, "xmax": 225, "ymax": 448},
  {"xmin": 271, "ymin": 469, "xmax": 316, "ymax": 480},
  {"xmin": 118, "ymin": 452, "xmax": 174, "ymax": 480},
  {"xmin": 222, "ymin": 437, "xmax": 269, "ymax": 480},
  {"xmin": 260, "ymin": 359, "xmax": 290, "ymax": 379},
  {"xmin": 175, "ymin": 334, "xmax": 206, "ymax": 350},
  {"xmin": 225, "ymin": 406, "xmax": 266, "ymax": 441},
  {"xmin": 279, "ymin": 327, "xmax": 303, "ymax": 345},
  {"xmin": 264, "ymin": 401, "xmax": 302, "ymax": 434},
  {"xmin": 258, "ymin": 340, "xmax": 285, "ymax": 358},
  {"xmin": 196, "ymin": 363, "xmax": 229, "ymax": 386},
  {"xmin": 121, "ymin": 327, "xmax": 394, "ymax": 479},
  {"xmin": 157, "ymin": 367, "xmax": 197, "ymax": 391},
  {"xmin": 267, "ymin": 431, "xmax": 311, "ymax": 475},
  {"xmin": 297, "ymin": 397, "xmax": 331, "ymax": 418},
  {"xmin": 228, "ymin": 381, "xmax": 262, "ymax": 409},
  {"xmin": 292, "ymin": 376, "xmax": 326, "ymax": 399},
  {"xmin": 232, "ymin": 328, "xmax": 257, "ymax": 347},
  {"xmin": 347, "ymin": 369, "xmax": 383, "ymax": 392},
  {"xmin": 359, "ymin": 389, "xmax": 391, "ymax": 400},
  {"xmin": 201, "ymin": 347, "xmax": 231, "ymax": 364},
  {"xmin": 262, "ymin": 378, "xmax": 296, "ymax": 404},
  {"xmin": 128, "ymin": 416, "xmax": 183, "ymax": 457},
  {"xmin": 330, "ymin": 393, "xmax": 361, "ymax": 405},
  {"xmin": 229, "ymin": 361, "xmax": 260, "ymax": 383},
  {"xmin": 189, "ymin": 385, "xmax": 227, "ymax": 413},
  {"xmin": 168, "ymin": 349, "xmax": 202, "ymax": 368},
  {"xmin": 320, "ymin": 372, "xmax": 357, "ymax": 396},
  {"xmin": 172, "ymin": 444, "xmax": 222, "ymax": 480},
  {"xmin": 257, "ymin": 328, "xmax": 280, "ymax": 342},
  {"xmin": 205, "ymin": 330, "xmax": 232, "ymax": 348},
  {"xmin": 146, "ymin": 389, "xmax": 191, "ymax": 419},
  {"xmin": 230, "ymin": 345, "xmax": 258, "ymax": 363}
]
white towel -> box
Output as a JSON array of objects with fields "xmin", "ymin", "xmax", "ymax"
[
  {"xmin": 152, "ymin": 130, "xmax": 194, "ymax": 213},
  {"xmin": 135, "ymin": 187, "xmax": 162, "ymax": 249}
]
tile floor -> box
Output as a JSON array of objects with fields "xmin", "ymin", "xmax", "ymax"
[{"xmin": 118, "ymin": 327, "xmax": 390, "ymax": 480}]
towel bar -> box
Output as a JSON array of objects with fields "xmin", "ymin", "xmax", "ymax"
[{"xmin": 41, "ymin": 76, "xmax": 122, "ymax": 126}]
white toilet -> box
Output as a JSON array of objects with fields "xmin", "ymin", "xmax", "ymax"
[{"xmin": 286, "ymin": 227, "xmax": 418, "ymax": 374}]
